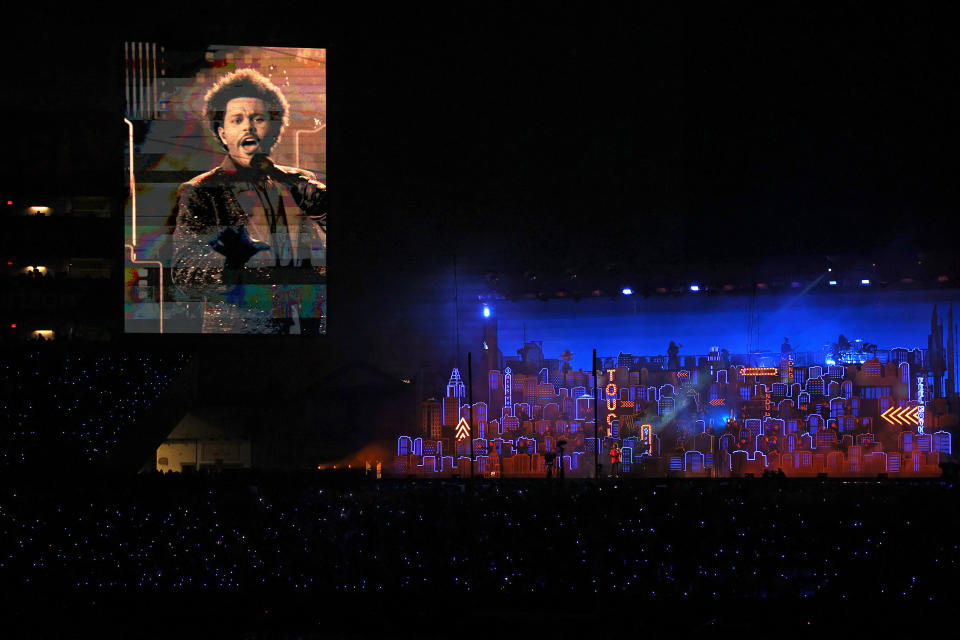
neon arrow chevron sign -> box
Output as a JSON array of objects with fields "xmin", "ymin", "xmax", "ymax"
[
  {"xmin": 709, "ymin": 398, "xmax": 726, "ymax": 406},
  {"xmin": 455, "ymin": 417, "xmax": 471, "ymax": 440},
  {"xmin": 881, "ymin": 405, "xmax": 919, "ymax": 427}
]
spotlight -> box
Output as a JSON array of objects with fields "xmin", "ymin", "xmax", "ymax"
[
  {"xmin": 621, "ymin": 287, "xmax": 633, "ymax": 296},
  {"xmin": 861, "ymin": 279, "xmax": 870, "ymax": 285},
  {"xmin": 828, "ymin": 280, "xmax": 838, "ymax": 286},
  {"xmin": 482, "ymin": 305, "xmax": 491, "ymax": 318},
  {"xmin": 689, "ymin": 284, "xmax": 700, "ymax": 292}
]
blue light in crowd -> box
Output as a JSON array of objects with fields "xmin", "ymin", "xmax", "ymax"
[
  {"xmin": 482, "ymin": 305, "xmax": 491, "ymax": 318},
  {"xmin": 861, "ymin": 279, "xmax": 871, "ymax": 285},
  {"xmin": 829, "ymin": 280, "xmax": 838, "ymax": 286},
  {"xmin": 690, "ymin": 284, "xmax": 700, "ymax": 292},
  {"xmin": 622, "ymin": 288, "xmax": 633, "ymax": 296}
]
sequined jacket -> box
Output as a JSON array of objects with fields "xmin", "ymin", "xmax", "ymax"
[{"xmin": 171, "ymin": 157, "xmax": 327, "ymax": 333}]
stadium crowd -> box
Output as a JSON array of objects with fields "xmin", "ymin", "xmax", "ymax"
[
  {"xmin": 0, "ymin": 347, "xmax": 190, "ymax": 466},
  {"xmin": 3, "ymin": 472, "xmax": 958, "ymax": 605}
]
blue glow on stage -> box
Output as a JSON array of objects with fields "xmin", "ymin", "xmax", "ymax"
[{"xmin": 495, "ymin": 289, "xmax": 958, "ymax": 363}]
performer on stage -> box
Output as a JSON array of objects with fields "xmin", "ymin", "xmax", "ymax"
[{"xmin": 609, "ymin": 441, "xmax": 622, "ymax": 478}]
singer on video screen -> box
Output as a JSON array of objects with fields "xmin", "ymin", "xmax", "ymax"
[{"xmin": 172, "ymin": 68, "xmax": 327, "ymax": 334}]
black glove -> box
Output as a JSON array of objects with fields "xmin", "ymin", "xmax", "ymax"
[
  {"xmin": 252, "ymin": 153, "xmax": 327, "ymax": 222},
  {"xmin": 289, "ymin": 178, "xmax": 327, "ymax": 221},
  {"xmin": 209, "ymin": 226, "xmax": 271, "ymax": 269}
]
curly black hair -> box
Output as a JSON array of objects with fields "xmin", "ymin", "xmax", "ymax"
[{"xmin": 202, "ymin": 68, "xmax": 290, "ymax": 152}]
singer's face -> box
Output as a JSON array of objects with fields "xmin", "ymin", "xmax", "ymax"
[{"xmin": 218, "ymin": 97, "xmax": 274, "ymax": 167}]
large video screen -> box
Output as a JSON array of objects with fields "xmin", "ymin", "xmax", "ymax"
[{"xmin": 123, "ymin": 44, "xmax": 326, "ymax": 334}]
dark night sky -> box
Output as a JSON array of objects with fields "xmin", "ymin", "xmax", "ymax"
[
  {"xmin": 0, "ymin": 3, "xmax": 954, "ymax": 390},
  {"xmin": 4, "ymin": 4, "xmax": 958, "ymax": 282}
]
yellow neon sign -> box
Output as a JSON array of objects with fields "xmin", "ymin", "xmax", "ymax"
[
  {"xmin": 742, "ymin": 367, "xmax": 778, "ymax": 376},
  {"xmin": 455, "ymin": 417, "xmax": 471, "ymax": 440},
  {"xmin": 605, "ymin": 382, "xmax": 617, "ymax": 411}
]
